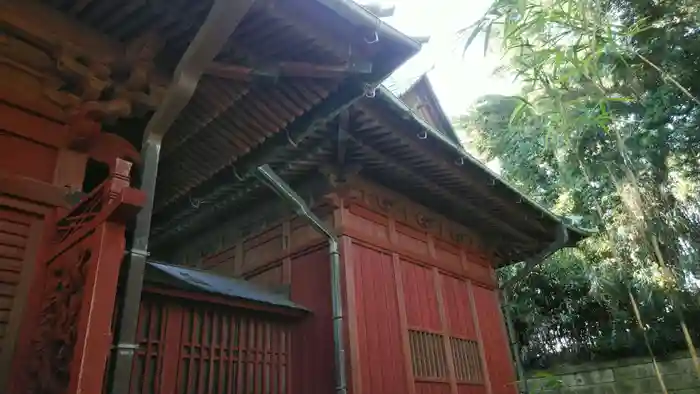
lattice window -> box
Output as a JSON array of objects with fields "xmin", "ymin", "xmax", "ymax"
[
  {"xmin": 409, "ymin": 329, "xmax": 448, "ymax": 379},
  {"xmin": 121, "ymin": 296, "xmax": 291, "ymax": 394},
  {"xmin": 130, "ymin": 298, "xmax": 167, "ymax": 394},
  {"xmin": 178, "ymin": 306, "xmax": 289, "ymax": 394},
  {"xmin": 450, "ymin": 337, "xmax": 484, "ymax": 384}
]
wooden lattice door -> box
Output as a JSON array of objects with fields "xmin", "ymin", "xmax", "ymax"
[
  {"xmin": 130, "ymin": 293, "xmax": 292, "ymax": 394},
  {"xmin": 8, "ymin": 159, "xmax": 144, "ymax": 394}
]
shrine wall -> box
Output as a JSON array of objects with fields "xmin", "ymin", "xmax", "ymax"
[
  {"xmin": 166, "ymin": 202, "xmax": 339, "ymax": 394},
  {"xmin": 0, "ymin": 104, "xmax": 82, "ymax": 388},
  {"xmin": 336, "ymin": 177, "xmax": 516, "ymax": 394}
]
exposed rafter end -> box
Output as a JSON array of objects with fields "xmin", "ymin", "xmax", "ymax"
[{"xmin": 206, "ymin": 60, "xmax": 373, "ymax": 81}]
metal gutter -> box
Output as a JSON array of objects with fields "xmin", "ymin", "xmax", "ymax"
[
  {"xmin": 255, "ymin": 164, "xmax": 348, "ymax": 394},
  {"xmin": 373, "ymin": 86, "xmax": 593, "ymax": 242},
  {"xmin": 314, "ymin": 0, "xmax": 421, "ymax": 53},
  {"xmin": 106, "ymin": 0, "xmax": 257, "ymax": 392},
  {"xmin": 500, "ymin": 222, "xmax": 570, "ymax": 394}
]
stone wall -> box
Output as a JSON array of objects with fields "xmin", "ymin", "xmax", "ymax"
[{"xmin": 526, "ymin": 352, "xmax": 700, "ymax": 394}]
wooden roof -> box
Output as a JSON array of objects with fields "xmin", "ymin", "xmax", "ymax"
[
  {"xmin": 3, "ymin": 0, "xmax": 588, "ymax": 265},
  {"xmin": 150, "ymin": 84, "xmax": 589, "ymax": 264}
]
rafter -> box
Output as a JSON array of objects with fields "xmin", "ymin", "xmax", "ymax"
[
  {"xmin": 356, "ymin": 101, "xmax": 551, "ymax": 234},
  {"xmin": 345, "ymin": 131, "xmax": 538, "ymax": 245},
  {"xmin": 207, "ymin": 60, "xmax": 372, "ymax": 81}
]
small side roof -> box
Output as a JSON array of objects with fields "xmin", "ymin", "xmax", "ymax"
[{"xmin": 144, "ymin": 262, "xmax": 307, "ymax": 312}]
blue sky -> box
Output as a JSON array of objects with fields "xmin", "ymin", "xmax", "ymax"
[{"xmin": 376, "ymin": 0, "xmax": 518, "ymax": 117}]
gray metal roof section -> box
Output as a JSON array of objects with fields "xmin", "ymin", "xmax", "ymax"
[
  {"xmin": 382, "ymin": 46, "xmax": 435, "ymax": 96},
  {"xmin": 145, "ymin": 261, "xmax": 307, "ymax": 312},
  {"xmin": 383, "ymin": 71, "xmax": 427, "ymax": 97},
  {"xmin": 315, "ymin": 0, "xmax": 421, "ymax": 52}
]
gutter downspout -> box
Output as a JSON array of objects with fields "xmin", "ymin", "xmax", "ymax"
[
  {"xmin": 500, "ymin": 223, "xmax": 570, "ymax": 394},
  {"xmin": 107, "ymin": 0, "xmax": 256, "ymax": 392},
  {"xmin": 255, "ymin": 165, "xmax": 347, "ymax": 394}
]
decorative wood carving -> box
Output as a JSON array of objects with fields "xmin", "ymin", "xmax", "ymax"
[
  {"xmin": 339, "ymin": 176, "xmax": 494, "ymax": 262},
  {"xmin": 1, "ymin": 2, "xmax": 168, "ymax": 122},
  {"xmin": 9, "ymin": 158, "xmax": 145, "ymax": 394}
]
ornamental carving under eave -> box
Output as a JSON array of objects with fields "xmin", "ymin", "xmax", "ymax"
[{"xmin": 1, "ymin": 26, "xmax": 167, "ymax": 123}]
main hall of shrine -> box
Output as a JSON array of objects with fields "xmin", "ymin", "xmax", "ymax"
[{"xmin": 0, "ymin": 1, "xmax": 587, "ymax": 393}]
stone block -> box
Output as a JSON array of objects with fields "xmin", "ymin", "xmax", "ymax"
[
  {"xmin": 670, "ymin": 389, "xmax": 700, "ymax": 394},
  {"xmin": 615, "ymin": 363, "xmax": 655, "ymax": 380},
  {"xmin": 664, "ymin": 371, "xmax": 700, "ymax": 391},
  {"xmin": 561, "ymin": 369, "xmax": 614, "ymax": 387},
  {"xmin": 660, "ymin": 358, "xmax": 697, "ymax": 377}
]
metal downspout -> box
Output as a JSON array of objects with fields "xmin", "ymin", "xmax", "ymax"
[
  {"xmin": 500, "ymin": 223, "xmax": 570, "ymax": 394},
  {"xmin": 107, "ymin": 0, "xmax": 256, "ymax": 392},
  {"xmin": 255, "ymin": 165, "xmax": 348, "ymax": 394}
]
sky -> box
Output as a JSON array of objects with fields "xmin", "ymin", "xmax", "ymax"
[{"xmin": 376, "ymin": 0, "xmax": 519, "ymax": 117}]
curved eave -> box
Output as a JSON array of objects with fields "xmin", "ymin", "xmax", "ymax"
[
  {"xmin": 313, "ymin": 0, "xmax": 422, "ymax": 55},
  {"xmin": 359, "ymin": 87, "xmax": 592, "ymax": 262}
]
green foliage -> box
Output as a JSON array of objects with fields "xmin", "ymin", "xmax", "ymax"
[{"xmin": 460, "ymin": 0, "xmax": 700, "ymax": 368}]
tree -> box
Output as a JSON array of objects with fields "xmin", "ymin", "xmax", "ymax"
[{"xmin": 460, "ymin": 0, "xmax": 700, "ymax": 370}]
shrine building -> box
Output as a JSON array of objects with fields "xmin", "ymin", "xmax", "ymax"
[{"xmin": 0, "ymin": 1, "xmax": 588, "ymax": 394}]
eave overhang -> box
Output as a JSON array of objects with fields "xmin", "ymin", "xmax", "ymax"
[
  {"xmin": 356, "ymin": 87, "xmax": 592, "ymax": 264},
  {"xmin": 151, "ymin": 84, "xmax": 591, "ymax": 265}
]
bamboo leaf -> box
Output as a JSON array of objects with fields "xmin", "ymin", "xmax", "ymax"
[
  {"xmin": 483, "ymin": 21, "xmax": 493, "ymax": 57},
  {"xmin": 463, "ymin": 22, "xmax": 484, "ymax": 55},
  {"xmin": 509, "ymin": 96, "xmax": 533, "ymax": 125}
]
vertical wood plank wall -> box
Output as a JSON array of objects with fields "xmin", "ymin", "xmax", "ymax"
[
  {"xmin": 181, "ymin": 215, "xmax": 336, "ymax": 394},
  {"xmin": 173, "ymin": 177, "xmax": 518, "ymax": 394},
  {"xmin": 339, "ymin": 179, "xmax": 517, "ymax": 394},
  {"xmin": 128, "ymin": 293, "xmax": 294, "ymax": 394}
]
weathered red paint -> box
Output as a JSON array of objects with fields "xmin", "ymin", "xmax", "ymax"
[
  {"xmin": 290, "ymin": 247, "xmax": 335, "ymax": 394},
  {"xmin": 337, "ymin": 178, "xmax": 516, "ymax": 394},
  {"xmin": 402, "ymin": 261, "xmax": 441, "ymax": 331},
  {"xmin": 169, "ymin": 177, "xmax": 518, "ymax": 394},
  {"xmin": 351, "ymin": 242, "xmax": 409, "ymax": 394},
  {"xmin": 416, "ymin": 382, "xmax": 452, "ymax": 394},
  {"xmin": 441, "ymin": 275, "xmax": 477, "ymax": 340},
  {"xmin": 471, "ymin": 285, "xmax": 517, "ymax": 394}
]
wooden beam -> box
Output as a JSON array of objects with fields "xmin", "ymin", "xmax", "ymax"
[
  {"xmin": 207, "ymin": 60, "xmax": 372, "ymax": 80},
  {"xmin": 152, "ymin": 174, "xmax": 334, "ymax": 257},
  {"xmin": 150, "ymin": 139, "xmax": 331, "ymax": 246},
  {"xmin": 2, "ymin": 1, "xmax": 126, "ymax": 64},
  {"xmin": 0, "ymin": 172, "xmax": 70, "ymax": 208},
  {"xmin": 150, "ymin": 74, "xmax": 372, "ymax": 222}
]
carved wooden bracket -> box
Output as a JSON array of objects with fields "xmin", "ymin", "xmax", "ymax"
[
  {"xmin": 63, "ymin": 113, "xmax": 141, "ymax": 169},
  {"xmin": 2, "ymin": 2, "xmax": 169, "ymax": 123}
]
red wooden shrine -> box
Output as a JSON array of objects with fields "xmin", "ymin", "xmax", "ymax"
[
  {"xmin": 176, "ymin": 177, "xmax": 517, "ymax": 394},
  {"xmin": 0, "ymin": 1, "xmax": 588, "ymax": 394}
]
